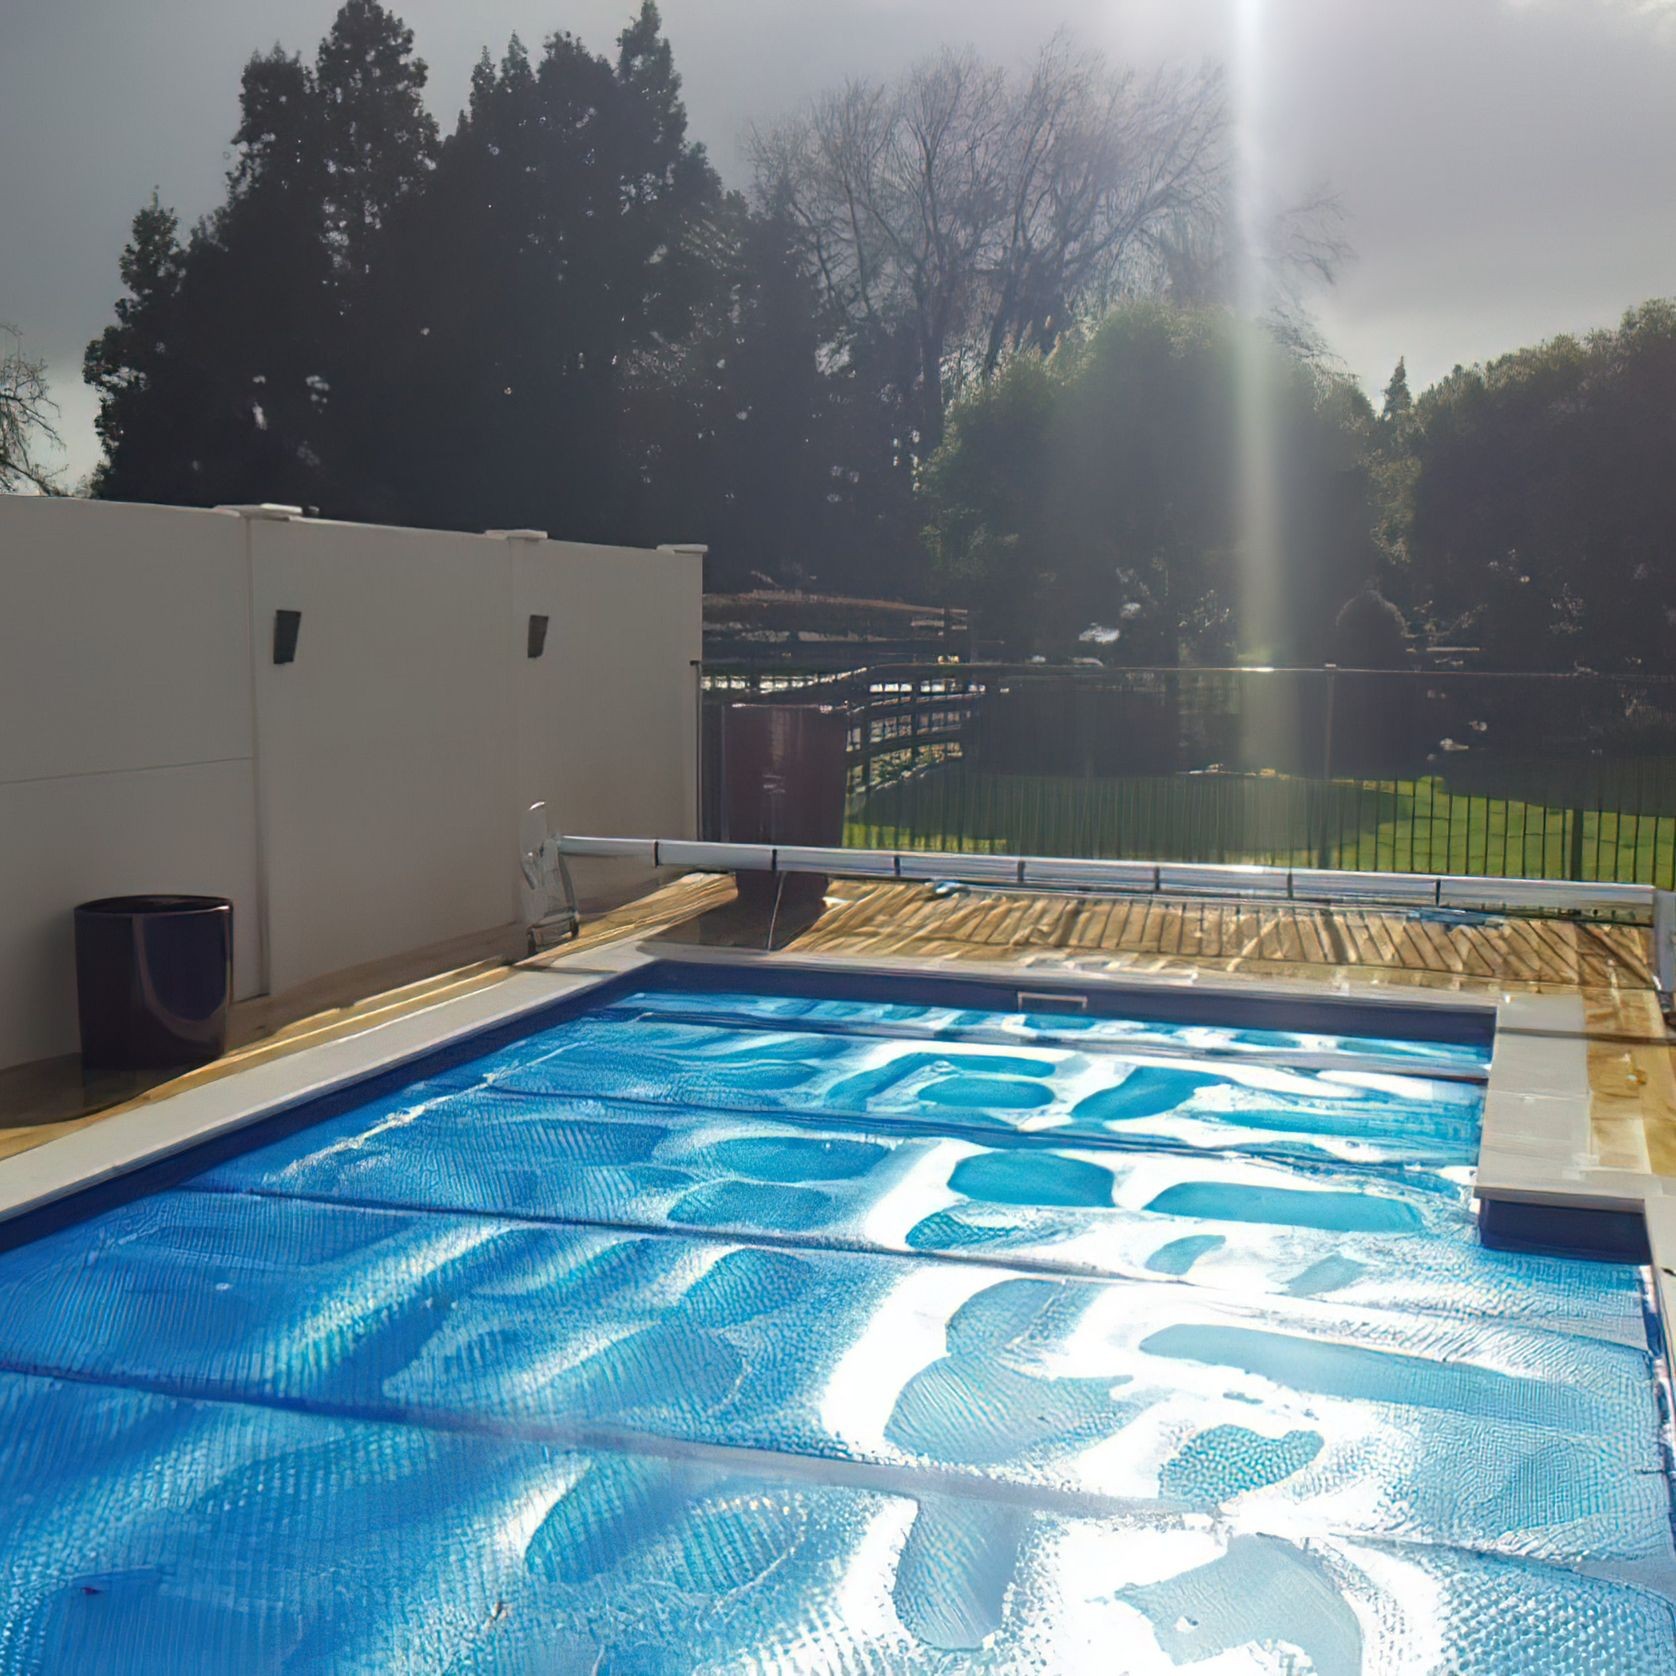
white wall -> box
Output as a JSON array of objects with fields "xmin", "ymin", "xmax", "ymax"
[
  {"xmin": 514, "ymin": 540, "xmax": 700, "ymax": 905},
  {"xmin": 0, "ymin": 498, "xmax": 700, "ymax": 1068},
  {"xmin": 250, "ymin": 517, "xmax": 520, "ymax": 994},
  {"xmin": 0, "ymin": 500, "xmax": 261, "ymax": 1067}
]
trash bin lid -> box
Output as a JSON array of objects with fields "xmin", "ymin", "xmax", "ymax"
[{"xmin": 76, "ymin": 895, "xmax": 232, "ymax": 916}]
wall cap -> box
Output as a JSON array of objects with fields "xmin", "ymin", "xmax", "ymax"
[{"xmin": 215, "ymin": 503, "xmax": 303, "ymax": 520}]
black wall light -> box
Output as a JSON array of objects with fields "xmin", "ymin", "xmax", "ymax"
[
  {"xmin": 273, "ymin": 609, "xmax": 302, "ymax": 665},
  {"xmin": 527, "ymin": 613, "xmax": 550, "ymax": 659}
]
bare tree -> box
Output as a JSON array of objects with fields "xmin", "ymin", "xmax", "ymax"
[
  {"xmin": 0, "ymin": 325, "xmax": 62, "ymax": 493},
  {"xmin": 980, "ymin": 44, "xmax": 1227, "ymax": 373},
  {"xmin": 751, "ymin": 38, "xmax": 1228, "ymax": 456},
  {"xmin": 1153, "ymin": 179, "xmax": 1351, "ymax": 358}
]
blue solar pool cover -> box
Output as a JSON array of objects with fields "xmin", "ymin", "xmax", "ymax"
[{"xmin": 0, "ymin": 982, "xmax": 1671, "ymax": 1672}]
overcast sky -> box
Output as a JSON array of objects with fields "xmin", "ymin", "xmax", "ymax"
[{"xmin": 3, "ymin": 0, "xmax": 1673, "ymax": 482}]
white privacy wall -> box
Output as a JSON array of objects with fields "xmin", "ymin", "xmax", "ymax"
[
  {"xmin": 514, "ymin": 539, "xmax": 700, "ymax": 907},
  {"xmin": 0, "ymin": 500, "xmax": 261, "ymax": 1070},
  {"xmin": 250, "ymin": 516, "xmax": 520, "ymax": 994},
  {"xmin": 0, "ymin": 498, "xmax": 700, "ymax": 1067}
]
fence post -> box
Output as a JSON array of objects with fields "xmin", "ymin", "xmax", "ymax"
[
  {"xmin": 692, "ymin": 659, "xmax": 705, "ymax": 840},
  {"xmin": 1567, "ymin": 806, "xmax": 1586, "ymax": 880},
  {"xmin": 1316, "ymin": 666, "xmax": 1338, "ymax": 870}
]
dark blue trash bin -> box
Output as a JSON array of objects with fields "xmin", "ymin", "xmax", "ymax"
[{"xmin": 74, "ymin": 895, "xmax": 234, "ymax": 1070}]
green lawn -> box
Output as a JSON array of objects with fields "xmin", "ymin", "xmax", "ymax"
[{"xmin": 847, "ymin": 762, "xmax": 1676, "ymax": 888}]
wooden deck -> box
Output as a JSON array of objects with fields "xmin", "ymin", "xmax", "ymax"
[
  {"xmin": 641, "ymin": 876, "xmax": 1654, "ymax": 992},
  {"xmin": 4, "ymin": 871, "xmax": 1673, "ymax": 1179}
]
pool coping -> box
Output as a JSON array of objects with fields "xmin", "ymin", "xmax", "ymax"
[{"xmin": 0, "ymin": 931, "xmax": 1669, "ymax": 1384}]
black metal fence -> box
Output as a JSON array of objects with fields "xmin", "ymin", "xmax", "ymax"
[{"xmin": 700, "ymin": 664, "xmax": 1676, "ymax": 888}]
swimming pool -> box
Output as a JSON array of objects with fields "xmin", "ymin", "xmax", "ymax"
[{"xmin": 0, "ymin": 963, "xmax": 1670, "ymax": 1671}]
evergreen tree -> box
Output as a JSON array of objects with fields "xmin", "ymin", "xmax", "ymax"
[
  {"xmin": 1366, "ymin": 355, "xmax": 1420, "ymax": 587},
  {"xmin": 361, "ymin": 7, "xmax": 721, "ymax": 535},
  {"xmin": 84, "ymin": 195, "xmax": 194, "ymax": 502},
  {"xmin": 316, "ymin": 0, "xmax": 438, "ymax": 285},
  {"xmin": 79, "ymin": 0, "xmax": 932, "ymax": 587},
  {"xmin": 619, "ymin": 194, "xmax": 921, "ymax": 591},
  {"xmin": 86, "ymin": 47, "xmax": 334, "ymax": 506},
  {"xmin": 1381, "ymin": 357, "xmax": 1412, "ymax": 424},
  {"xmin": 87, "ymin": 5, "xmax": 437, "ymax": 512},
  {"xmin": 312, "ymin": 0, "xmax": 438, "ymax": 502},
  {"xmin": 185, "ymin": 45, "xmax": 335, "ymax": 504}
]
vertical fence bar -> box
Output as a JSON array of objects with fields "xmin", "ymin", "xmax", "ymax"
[
  {"xmin": 862, "ymin": 678, "xmax": 875, "ymax": 802},
  {"xmin": 1588, "ymin": 770, "xmax": 1602, "ymax": 882},
  {"xmin": 1316, "ymin": 667, "xmax": 1337, "ymax": 869},
  {"xmin": 1629, "ymin": 758, "xmax": 1644, "ymax": 884}
]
